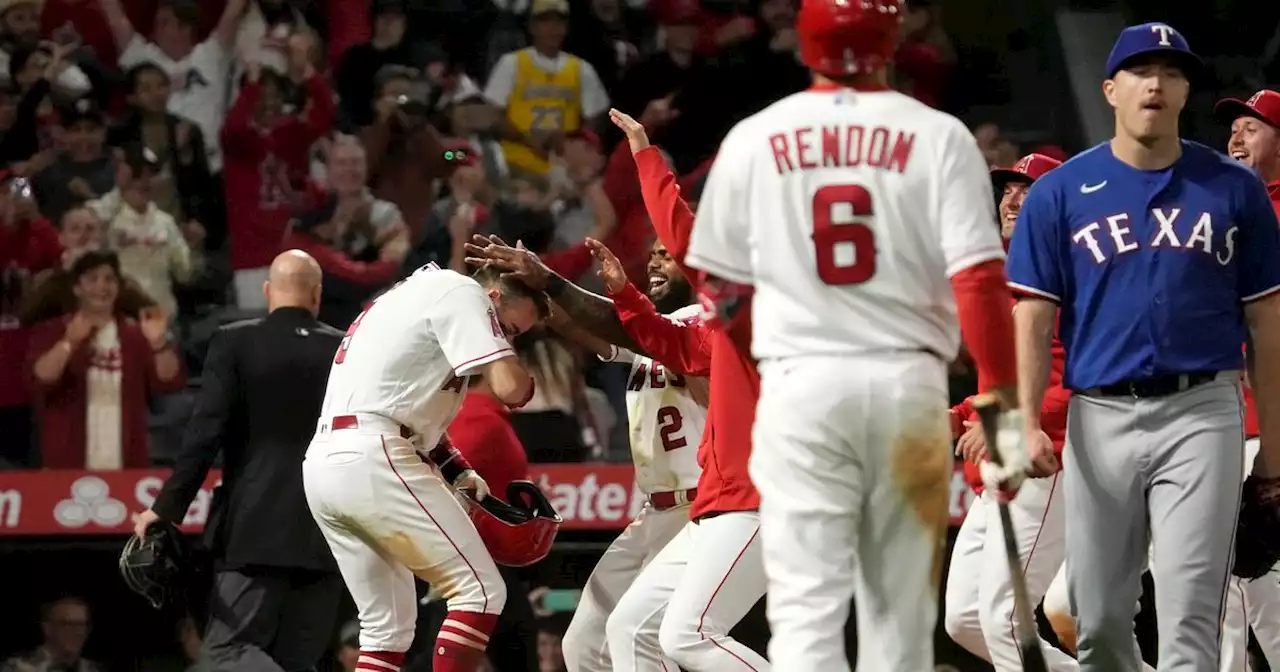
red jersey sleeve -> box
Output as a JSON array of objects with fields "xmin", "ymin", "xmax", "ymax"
[
  {"xmin": 951, "ymin": 260, "xmax": 1016, "ymax": 392},
  {"xmin": 634, "ymin": 146, "xmax": 696, "ymax": 275},
  {"xmin": 609, "ymin": 281, "xmax": 713, "ymax": 377}
]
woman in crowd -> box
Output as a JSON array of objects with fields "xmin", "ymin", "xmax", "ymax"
[
  {"xmin": 26, "ymin": 249, "xmax": 184, "ymax": 469},
  {"xmin": 19, "ymin": 205, "xmax": 154, "ymax": 325}
]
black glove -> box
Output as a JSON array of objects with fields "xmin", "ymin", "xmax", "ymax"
[{"xmin": 1233, "ymin": 475, "xmax": 1280, "ymax": 579}]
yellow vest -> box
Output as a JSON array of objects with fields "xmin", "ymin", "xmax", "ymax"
[{"xmin": 501, "ymin": 50, "xmax": 583, "ymax": 176}]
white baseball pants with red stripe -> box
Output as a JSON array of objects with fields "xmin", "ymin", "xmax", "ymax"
[
  {"xmin": 563, "ymin": 503, "xmax": 690, "ymax": 671},
  {"xmin": 750, "ymin": 353, "xmax": 951, "ymax": 672},
  {"xmin": 944, "ymin": 475, "xmax": 1078, "ymax": 671},
  {"xmin": 604, "ymin": 511, "xmax": 769, "ymax": 671},
  {"xmin": 303, "ymin": 424, "xmax": 506, "ymax": 655}
]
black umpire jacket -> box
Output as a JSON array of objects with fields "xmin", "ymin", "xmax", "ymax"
[{"xmin": 153, "ymin": 307, "xmax": 344, "ymax": 573}]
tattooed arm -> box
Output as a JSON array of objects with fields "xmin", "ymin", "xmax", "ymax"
[
  {"xmin": 465, "ymin": 235, "xmax": 643, "ymax": 352},
  {"xmin": 544, "ymin": 274, "xmax": 643, "ymax": 352}
]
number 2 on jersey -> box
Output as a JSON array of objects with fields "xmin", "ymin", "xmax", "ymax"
[
  {"xmin": 657, "ymin": 406, "xmax": 686, "ymax": 452},
  {"xmin": 812, "ymin": 184, "xmax": 877, "ymax": 285}
]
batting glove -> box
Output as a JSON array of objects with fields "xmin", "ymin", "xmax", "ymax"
[
  {"xmin": 454, "ymin": 469, "xmax": 490, "ymax": 501},
  {"xmin": 978, "ymin": 409, "xmax": 1031, "ymax": 500}
]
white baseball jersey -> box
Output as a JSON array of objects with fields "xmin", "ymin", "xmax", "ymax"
[
  {"xmin": 685, "ymin": 88, "xmax": 1005, "ymax": 361},
  {"xmin": 317, "ymin": 264, "xmax": 515, "ymax": 447},
  {"xmin": 603, "ymin": 304, "xmax": 707, "ymax": 494}
]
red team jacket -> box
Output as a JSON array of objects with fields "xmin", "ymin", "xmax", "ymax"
[
  {"xmin": 1240, "ymin": 180, "xmax": 1280, "ymax": 439},
  {"xmin": 950, "ymin": 305, "xmax": 1070, "ymax": 495},
  {"xmin": 621, "ymin": 146, "xmax": 762, "ymax": 519}
]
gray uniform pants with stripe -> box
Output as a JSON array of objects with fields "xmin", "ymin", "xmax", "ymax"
[{"xmin": 1065, "ymin": 376, "xmax": 1244, "ymax": 671}]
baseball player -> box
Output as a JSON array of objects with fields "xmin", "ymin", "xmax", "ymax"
[
  {"xmin": 1214, "ymin": 87, "xmax": 1280, "ymax": 671},
  {"xmin": 552, "ymin": 238, "xmax": 709, "ymax": 672},
  {"xmin": 943, "ymin": 153, "xmax": 1077, "ymax": 671},
  {"xmin": 681, "ymin": 0, "xmax": 1025, "ymax": 668},
  {"xmin": 466, "ymin": 106, "xmax": 771, "ymax": 671},
  {"xmin": 1005, "ymin": 23, "xmax": 1280, "ymax": 671},
  {"xmin": 302, "ymin": 262, "xmax": 545, "ymax": 672}
]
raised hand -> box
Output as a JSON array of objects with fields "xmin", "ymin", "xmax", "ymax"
[
  {"xmin": 64, "ymin": 311, "xmax": 97, "ymax": 344},
  {"xmin": 609, "ymin": 108, "xmax": 650, "ymax": 153},
  {"xmin": 586, "ymin": 237, "xmax": 626, "ymax": 293},
  {"xmin": 463, "ymin": 234, "xmax": 553, "ymax": 290},
  {"xmin": 138, "ymin": 306, "xmax": 169, "ymax": 348}
]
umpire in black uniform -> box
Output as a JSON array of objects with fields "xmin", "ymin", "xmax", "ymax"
[{"xmin": 135, "ymin": 250, "xmax": 347, "ymax": 672}]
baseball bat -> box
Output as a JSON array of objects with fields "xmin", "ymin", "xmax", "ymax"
[{"xmin": 973, "ymin": 393, "xmax": 1049, "ymax": 672}]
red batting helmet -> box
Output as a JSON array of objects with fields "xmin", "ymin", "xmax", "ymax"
[
  {"xmin": 465, "ymin": 481, "xmax": 562, "ymax": 567},
  {"xmin": 797, "ymin": 0, "xmax": 904, "ymax": 78}
]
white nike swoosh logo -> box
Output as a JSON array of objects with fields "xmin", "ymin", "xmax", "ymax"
[{"xmin": 1080, "ymin": 181, "xmax": 1108, "ymax": 194}]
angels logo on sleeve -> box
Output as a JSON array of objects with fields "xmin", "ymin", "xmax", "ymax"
[{"xmin": 489, "ymin": 308, "xmax": 504, "ymax": 338}]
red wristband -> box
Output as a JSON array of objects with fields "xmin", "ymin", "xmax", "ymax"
[{"xmin": 426, "ymin": 443, "xmax": 472, "ymax": 483}]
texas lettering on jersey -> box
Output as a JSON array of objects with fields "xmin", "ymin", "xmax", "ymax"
[{"xmin": 1072, "ymin": 207, "xmax": 1237, "ymax": 266}]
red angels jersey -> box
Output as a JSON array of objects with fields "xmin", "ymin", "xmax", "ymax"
[
  {"xmin": 612, "ymin": 304, "xmax": 707, "ymax": 494},
  {"xmin": 685, "ymin": 86, "xmax": 1005, "ymax": 360},
  {"xmin": 317, "ymin": 264, "xmax": 515, "ymax": 447}
]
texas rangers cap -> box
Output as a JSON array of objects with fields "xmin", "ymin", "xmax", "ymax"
[
  {"xmin": 1214, "ymin": 89, "xmax": 1280, "ymax": 129},
  {"xmin": 990, "ymin": 153, "xmax": 1062, "ymax": 194},
  {"xmin": 1104, "ymin": 22, "xmax": 1202, "ymax": 79}
]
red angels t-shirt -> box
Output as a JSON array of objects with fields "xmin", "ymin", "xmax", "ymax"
[{"xmin": 1242, "ymin": 181, "xmax": 1280, "ymax": 440}]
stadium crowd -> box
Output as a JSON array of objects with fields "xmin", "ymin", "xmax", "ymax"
[{"xmin": 0, "ymin": 0, "xmax": 973, "ymax": 473}]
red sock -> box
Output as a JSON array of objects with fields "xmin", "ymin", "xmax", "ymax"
[
  {"xmin": 433, "ymin": 611, "xmax": 499, "ymax": 671},
  {"xmin": 356, "ymin": 649, "xmax": 405, "ymax": 672}
]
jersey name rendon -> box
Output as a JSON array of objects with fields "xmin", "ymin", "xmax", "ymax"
[
  {"xmin": 1072, "ymin": 207, "xmax": 1238, "ymax": 266},
  {"xmin": 766, "ymin": 124, "xmax": 917, "ymax": 175}
]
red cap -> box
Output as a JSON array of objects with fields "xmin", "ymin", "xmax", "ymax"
[
  {"xmin": 1214, "ymin": 89, "xmax": 1280, "ymax": 128},
  {"xmin": 990, "ymin": 153, "xmax": 1062, "ymax": 193},
  {"xmin": 1029, "ymin": 143, "xmax": 1068, "ymax": 162}
]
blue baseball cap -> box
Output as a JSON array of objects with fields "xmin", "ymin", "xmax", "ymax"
[{"xmin": 1104, "ymin": 22, "xmax": 1202, "ymax": 79}]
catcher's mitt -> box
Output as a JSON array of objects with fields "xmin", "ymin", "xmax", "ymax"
[{"xmin": 1233, "ymin": 475, "xmax": 1280, "ymax": 580}]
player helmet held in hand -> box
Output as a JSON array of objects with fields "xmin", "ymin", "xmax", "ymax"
[{"xmin": 463, "ymin": 480, "xmax": 562, "ymax": 567}]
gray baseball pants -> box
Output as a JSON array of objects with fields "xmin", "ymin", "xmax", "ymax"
[{"xmin": 1064, "ymin": 375, "xmax": 1244, "ymax": 671}]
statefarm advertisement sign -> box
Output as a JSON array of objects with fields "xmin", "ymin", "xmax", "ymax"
[{"xmin": 0, "ymin": 464, "xmax": 975, "ymax": 536}]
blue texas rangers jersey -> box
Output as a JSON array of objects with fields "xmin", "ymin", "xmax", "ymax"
[{"xmin": 1006, "ymin": 140, "xmax": 1280, "ymax": 390}]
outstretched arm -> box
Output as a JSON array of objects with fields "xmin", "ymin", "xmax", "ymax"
[{"xmin": 586, "ymin": 237, "xmax": 710, "ymax": 376}]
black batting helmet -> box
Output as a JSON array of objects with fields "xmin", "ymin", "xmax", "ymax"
[{"xmin": 119, "ymin": 521, "xmax": 191, "ymax": 610}]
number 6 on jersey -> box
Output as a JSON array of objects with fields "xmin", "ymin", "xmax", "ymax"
[{"xmin": 812, "ymin": 183, "xmax": 877, "ymax": 286}]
